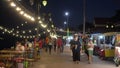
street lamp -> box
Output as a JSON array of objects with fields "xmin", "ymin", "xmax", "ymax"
[
  {"xmin": 65, "ymin": 12, "xmax": 69, "ymax": 16},
  {"xmin": 65, "ymin": 12, "xmax": 69, "ymax": 37}
]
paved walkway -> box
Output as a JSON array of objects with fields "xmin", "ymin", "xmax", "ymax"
[{"xmin": 30, "ymin": 46, "xmax": 117, "ymax": 68}]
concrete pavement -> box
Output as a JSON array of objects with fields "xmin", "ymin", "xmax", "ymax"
[{"xmin": 30, "ymin": 46, "xmax": 117, "ymax": 68}]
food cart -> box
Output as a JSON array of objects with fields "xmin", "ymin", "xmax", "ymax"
[
  {"xmin": 114, "ymin": 34, "xmax": 120, "ymax": 67},
  {"xmin": 99, "ymin": 32, "xmax": 116, "ymax": 60},
  {"xmin": 91, "ymin": 32, "xmax": 116, "ymax": 60}
]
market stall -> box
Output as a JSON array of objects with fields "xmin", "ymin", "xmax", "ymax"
[
  {"xmin": 91, "ymin": 32, "xmax": 116, "ymax": 59},
  {"xmin": 114, "ymin": 34, "xmax": 120, "ymax": 67}
]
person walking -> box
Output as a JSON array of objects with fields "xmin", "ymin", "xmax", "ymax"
[
  {"xmin": 82, "ymin": 35, "xmax": 89, "ymax": 59},
  {"xmin": 38, "ymin": 38, "xmax": 43, "ymax": 55},
  {"xmin": 56, "ymin": 37, "xmax": 63, "ymax": 54},
  {"xmin": 45, "ymin": 36, "xmax": 49, "ymax": 52},
  {"xmin": 70, "ymin": 34, "xmax": 82, "ymax": 64},
  {"xmin": 53, "ymin": 39, "xmax": 57, "ymax": 52},
  {"xmin": 48, "ymin": 37, "xmax": 53, "ymax": 54},
  {"xmin": 87, "ymin": 39, "xmax": 94, "ymax": 64}
]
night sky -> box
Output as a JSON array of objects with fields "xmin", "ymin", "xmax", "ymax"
[
  {"xmin": 0, "ymin": 0, "xmax": 120, "ymax": 49},
  {"xmin": 0, "ymin": 0, "xmax": 120, "ymax": 28},
  {"xmin": 47, "ymin": 0, "xmax": 120, "ymax": 28}
]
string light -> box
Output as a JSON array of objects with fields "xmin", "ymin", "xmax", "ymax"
[
  {"xmin": 16, "ymin": 7, "xmax": 21, "ymax": 11},
  {"xmin": 25, "ymin": 21, "xmax": 27, "ymax": 24},
  {"xmin": 51, "ymin": 25, "xmax": 54, "ymax": 28},
  {"xmin": 8, "ymin": 0, "xmax": 52, "ymax": 30},
  {"xmin": 5, "ymin": 1, "xmax": 56, "ymax": 38},
  {"xmin": 10, "ymin": 30, "xmax": 13, "ymax": 33},
  {"xmin": 35, "ymin": 28, "xmax": 37, "ymax": 31},
  {"xmin": 21, "ymin": 24, "xmax": 24, "ymax": 26},
  {"xmin": 38, "ymin": 34, "xmax": 41, "ymax": 36},
  {"xmin": 23, "ymin": 36, "xmax": 26, "ymax": 38},
  {"xmin": 38, "ymin": 17, "xmax": 41, "ymax": 19},
  {"xmin": 10, "ymin": 2, "xmax": 16, "ymax": 7},
  {"xmin": 23, "ymin": 31, "xmax": 25, "ymax": 34},
  {"xmin": 13, "ymin": 33, "xmax": 15, "ymax": 36},
  {"xmin": 9, "ymin": 1, "xmax": 35, "ymax": 21},
  {"xmin": 20, "ymin": 11, "xmax": 24, "ymax": 15},
  {"xmin": 47, "ymin": 29, "xmax": 50, "ymax": 32},
  {"xmin": 17, "ymin": 31, "xmax": 19, "ymax": 33},
  {"xmin": 33, "ymin": 36, "xmax": 35, "ymax": 38},
  {"xmin": 27, "ymin": 36, "xmax": 29, "ymax": 38},
  {"xmin": 0, "ymin": 26, "xmax": 39, "ymax": 39},
  {"xmin": 39, "ymin": 20, "xmax": 42, "ymax": 24},
  {"xmin": 2, "ymin": 32, "xmax": 5, "ymax": 34},
  {"xmin": 30, "ymin": 36, "xmax": 32, "ymax": 38},
  {"xmin": 29, "ymin": 30, "xmax": 31, "ymax": 33},
  {"xmin": 31, "ymin": 17, "xmax": 35, "ymax": 21},
  {"xmin": 16, "ymin": 34, "xmax": 19, "ymax": 37},
  {"xmin": 4, "ymin": 29, "xmax": 7, "ymax": 32},
  {"xmin": 20, "ymin": 35, "xmax": 22, "ymax": 38},
  {"xmin": 41, "ymin": 24, "xmax": 47, "ymax": 28},
  {"xmin": 0, "ymin": 25, "xmax": 52, "ymax": 39},
  {"xmin": 17, "ymin": 26, "xmax": 19, "ymax": 28}
]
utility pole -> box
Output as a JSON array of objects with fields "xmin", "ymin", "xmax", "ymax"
[{"xmin": 83, "ymin": 0, "xmax": 86, "ymax": 35}]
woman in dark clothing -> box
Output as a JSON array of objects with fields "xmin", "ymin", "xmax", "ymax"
[{"xmin": 70, "ymin": 34, "xmax": 81, "ymax": 64}]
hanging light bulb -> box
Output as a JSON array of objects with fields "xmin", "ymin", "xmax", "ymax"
[
  {"xmin": 4, "ymin": 29, "xmax": 7, "ymax": 32},
  {"xmin": 27, "ymin": 36, "xmax": 29, "ymax": 38},
  {"xmin": 23, "ymin": 31, "xmax": 25, "ymax": 34},
  {"xmin": 39, "ymin": 20, "xmax": 42, "ymax": 24},
  {"xmin": 10, "ymin": 30, "xmax": 13, "ymax": 33},
  {"xmin": 0, "ymin": 26, "xmax": 2, "ymax": 29},
  {"xmin": 33, "ymin": 36, "xmax": 35, "ymax": 38},
  {"xmin": 17, "ymin": 26, "xmax": 19, "ymax": 28},
  {"xmin": 25, "ymin": 21, "xmax": 27, "ymax": 24},
  {"xmin": 16, "ymin": 34, "xmax": 19, "ymax": 37},
  {"xmin": 29, "ymin": 30, "xmax": 31, "ymax": 33},
  {"xmin": 13, "ymin": 33, "xmax": 15, "ymax": 36},
  {"xmin": 23, "ymin": 36, "xmax": 26, "ymax": 38},
  {"xmin": 20, "ymin": 35, "xmax": 22, "ymax": 38},
  {"xmin": 20, "ymin": 11, "xmax": 24, "ymax": 15},
  {"xmin": 21, "ymin": 24, "xmax": 24, "ymax": 26},
  {"xmin": 10, "ymin": 2, "xmax": 16, "ymax": 7},
  {"xmin": 16, "ymin": 7, "xmax": 21, "ymax": 11},
  {"xmin": 31, "ymin": 17, "xmax": 35, "ymax": 21},
  {"xmin": 12, "ymin": 28, "xmax": 14, "ymax": 31},
  {"xmin": 17, "ymin": 31, "xmax": 19, "ymax": 33},
  {"xmin": 2, "ymin": 32, "xmax": 5, "ymax": 34},
  {"xmin": 38, "ymin": 17, "xmax": 41, "ymax": 19},
  {"xmin": 30, "ymin": 36, "xmax": 32, "ymax": 38},
  {"xmin": 8, "ymin": 31, "xmax": 11, "ymax": 34},
  {"xmin": 47, "ymin": 29, "xmax": 50, "ymax": 32},
  {"xmin": 35, "ymin": 28, "xmax": 38, "ymax": 31},
  {"xmin": 38, "ymin": 34, "xmax": 41, "ymax": 36},
  {"xmin": 51, "ymin": 25, "xmax": 54, "ymax": 28},
  {"xmin": 42, "ymin": 0, "xmax": 47, "ymax": 6}
]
